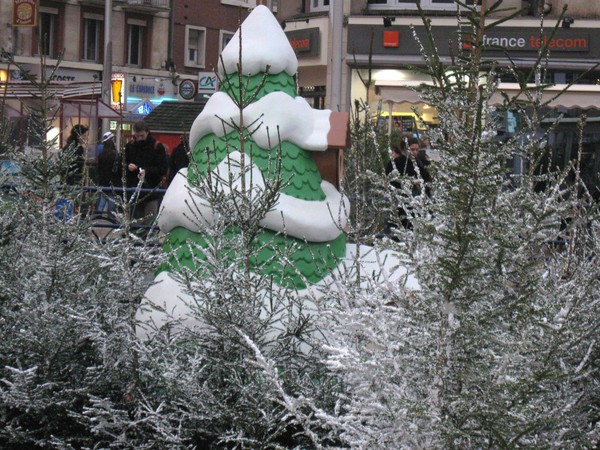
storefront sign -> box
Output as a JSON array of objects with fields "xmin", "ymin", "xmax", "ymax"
[
  {"xmin": 286, "ymin": 28, "xmax": 320, "ymax": 57},
  {"xmin": 349, "ymin": 25, "xmax": 595, "ymax": 59},
  {"xmin": 198, "ymin": 72, "xmax": 218, "ymax": 95},
  {"xmin": 179, "ymin": 79, "xmax": 197, "ymax": 100},
  {"xmin": 127, "ymin": 76, "xmax": 171, "ymax": 99},
  {"xmin": 383, "ymin": 31, "xmax": 400, "ymax": 48},
  {"xmin": 134, "ymin": 100, "xmax": 154, "ymax": 116},
  {"xmin": 129, "ymin": 82, "xmax": 156, "ymax": 95},
  {"xmin": 44, "ymin": 67, "xmax": 101, "ymax": 83},
  {"xmin": 12, "ymin": 0, "xmax": 37, "ymax": 27},
  {"xmin": 463, "ymin": 31, "xmax": 589, "ymax": 52}
]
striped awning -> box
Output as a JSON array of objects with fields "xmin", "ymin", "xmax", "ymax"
[
  {"xmin": 375, "ymin": 80, "xmax": 600, "ymax": 109},
  {"xmin": 0, "ymin": 81, "xmax": 101, "ymax": 99}
]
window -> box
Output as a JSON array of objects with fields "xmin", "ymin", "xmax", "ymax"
[
  {"xmin": 82, "ymin": 18, "xmax": 101, "ymax": 61},
  {"xmin": 185, "ymin": 26, "xmax": 206, "ymax": 68},
  {"xmin": 38, "ymin": 10, "xmax": 58, "ymax": 57},
  {"xmin": 127, "ymin": 23, "xmax": 145, "ymax": 66},
  {"xmin": 220, "ymin": 0, "xmax": 257, "ymax": 6},
  {"xmin": 368, "ymin": 0, "xmax": 473, "ymax": 10},
  {"xmin": 311, "ymin": 0, "xmax": 329, "ymax": 12},
  {"xmin": 219, "ymin": 30, "xmax": 234, "ymax": 54}
]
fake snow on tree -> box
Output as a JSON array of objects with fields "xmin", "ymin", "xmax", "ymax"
[{"xmin": 135, "ymin": 5, "xmax": 418, "ymax": 339}]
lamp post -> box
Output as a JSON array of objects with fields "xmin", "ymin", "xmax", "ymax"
[
  {"xmin": 111, "ymin": 77, "xmax": 123, "ymax": 150},
  {"xmin": 101, "ymin": 0, "xmax": 113, "ymax": 136},
  {"xmin": 329, "ymin": 0, "xmax": 344, "ymax": 112}
]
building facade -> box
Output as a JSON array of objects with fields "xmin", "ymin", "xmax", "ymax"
[
  {"xmin": 1, "ymin": 0, "xmax": 598, "ymax": 192},
  {"xmin": 0, "ymin": 0, "xmax": 271, "ymax": 151},
  {"xmin": 277, "ymin": 0, "xmax": 600, "ymax": 195}
]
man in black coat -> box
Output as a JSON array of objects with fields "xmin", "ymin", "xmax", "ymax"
[
  {"xmin": 385, "ymin": 137, "xmax": 432, "ymax": 230},
  {"xmin": 96, "ymin": 131, "xmax": 122, "ymax": 213},
  {"xmin": 168, "ymin": 134, "xmax": 190, "ymax": 185},
  {"xmin": 61, "ymin": 124, "xmax": 89, "ymax": 185},
  {"xmin": 125, "ymin": 120, "xmax": 168, "ymax": 222},
  {"xmin": 386, "ymin": 137, "xmax": 431, "ymax": 192}
]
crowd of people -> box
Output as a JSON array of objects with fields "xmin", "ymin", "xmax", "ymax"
[
  {"xmin": 62, "ymin": 120, "xmax": 189, "ymax": 225},
  {"xmin": 63, "ymin": 123, "xmax": 437, "ymax": 231}
]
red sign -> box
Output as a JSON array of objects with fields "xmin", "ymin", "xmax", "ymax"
[
  {"xmin": 383, "ymin": 31, "xmax": 400, "ymax": 48},
  {"xmin": 13, "ymin": 0, "xmax": 37, "ymax": 27}
]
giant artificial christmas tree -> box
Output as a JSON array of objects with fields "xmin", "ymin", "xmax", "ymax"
[{"xmin": 136, "ymin": 5, "xmax": 416, "ymax": 338}]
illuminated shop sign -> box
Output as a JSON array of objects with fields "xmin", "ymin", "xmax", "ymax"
[
  {"xmin": 286, "ymin": 28, "xmax": 320, "ymax": 57},
  {"xmin": 463, "ymin": 32, "xmax": 589, "ymax": 52},
  {"xmin": 135, "ymin": 101, "xmax": 154, "ymax": 115},
  {"xmin": 348, "ymin": 25, "xmax": 595, "ymax": 58}
]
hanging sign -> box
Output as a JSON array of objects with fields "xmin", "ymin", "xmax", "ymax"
[
  {"xmin": 179, "ymin": 79, "xmax": 197, "ymax": 100},
  {"xmin": 198, "ymin": 72, "xmax": 218, "ymax": 95},
  {"xmin": 13, "ymin": 0, "xmax": 37, "ymax": 27}
]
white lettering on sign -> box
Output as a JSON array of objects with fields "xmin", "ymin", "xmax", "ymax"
[
  {"xmin": 483, "ymin": 35, "xmax": 526, "ymax": 48},
  {"xmin": 476, "ymin": 33, "xmax": 589, "ymax": 51}
]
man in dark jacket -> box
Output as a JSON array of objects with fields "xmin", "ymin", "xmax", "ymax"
[
  {"xmin": 385, "ymin": 137, "xmax": 431, "ymax": 230},
  {"xmin": 96, "ymin": 131, "xmax": 122, "ymax": 213},
  {"xmin": 61, "ymin": 124, "xmax": 89, "ymax": 185},
  {"xmin": 385, "ymin": 137, "xmax": 431, "ymax": 192},
  {"xmin": 125, "ymin": 120, "xmax": 168, "ymax": 222},
  {"xmin": 168, "ymin": 134, "xmax": 190, "ymax": 185}
]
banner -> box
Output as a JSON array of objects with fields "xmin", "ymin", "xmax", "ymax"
[{"xmin": 13, "ymin": 0, "xmax": 37, "ymax": 27}]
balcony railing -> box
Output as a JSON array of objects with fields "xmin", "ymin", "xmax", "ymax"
[{"xmin": 125, "ymin": 0, "xmax": 169, "ymax": 7}]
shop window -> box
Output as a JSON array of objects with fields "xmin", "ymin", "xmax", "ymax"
[
  {"xmin": 185, "ymin": 26, "xmax": 206, "ymax": 68},
  {"xmin": 299, "ymin": 86, "xmax": 326, "ymax": 110},
  {"xmin": 368, "ymin": 0, "xmax": 474, "ymax": 10},
  {"xmin": 37, "ymin": 10, "xmax": 58, "ymax": 57},
  {"xmin": 220, "ymin": 0, "xmax": 279, "ymax": 11},
  {"xmin": 127, "ymin": 22, "xmax": 146, "ymax": 67},
  {"xmin": 311, "ymin": 0, "xmax": 330, "ymax": 12},
  {"xmin": 219, "ymin": 30, "xmax": 234, "ymax": 55},
  {"xmin": 221, "ymin": 0, "xmax": 257, "ymax": 7},
  {"xmin": 82, "ymin": 18, "xmax": 101, "ymax": 62}
]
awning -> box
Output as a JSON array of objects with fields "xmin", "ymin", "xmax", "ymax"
[
  {"xmin": 489, "ymin": 83, "xmax": 600, "ymax": 109},
  {"xmin": 375, "ymin": 80, "xmax": 600, "ymax": 109},
  {"xmin": 0, "ymin": 81, "xmax": 101, "ymax": 98},
  {"xmin": 62, "ymin": 99, "xmax": 122, "ymax": 119}
]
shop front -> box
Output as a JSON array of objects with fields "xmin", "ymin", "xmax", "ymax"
[
  {"xmin": 285, "ymin": 21, "xmax": 329, "ymax": 109},
  {"xmin": 348, "ymin": 19, "xmax": 599, "ymax": 126},
  {"xmin": 0, "ymin": 65, "xmax": 121, "ymax": 153},
  {"xmin": 347, "ymin": 18, "xmax": 600, "ymax": 193}
]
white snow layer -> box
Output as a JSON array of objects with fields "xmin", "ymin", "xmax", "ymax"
[
  {"xmin": 218, "ymin": 5, "xmax": 298, "ymax": 77},
  {"xmin": 189, "ymin": 91, "xmax": 332, "ymax": 152},
  {"xmin": 136, "ymin": 244, "xmax": 420, "ymax": 341},
  {"xmin": 158, "ymin": 153, "xmax": 349, "ymax": 242}
]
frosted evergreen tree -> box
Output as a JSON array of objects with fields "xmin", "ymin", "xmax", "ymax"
[
  {"xmin": 0, "ymin": 53, "xmax": 160, "ymax": 449},
  {"xmin": 129, "ymin": 6, "xmax": 415, "ymax": 447},
  {"xmin": 312, "ymin": 1, "xmax": 600, "ymax": 448}
]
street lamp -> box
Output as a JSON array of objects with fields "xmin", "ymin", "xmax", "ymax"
[{"xmin": 111, "ymin": 78, "xmax": 123, "ymax": 105}]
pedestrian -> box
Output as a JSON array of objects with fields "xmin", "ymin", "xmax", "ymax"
[
  {"xmin": 96, "ymin": 131, "xmax": 122, "ymax": 214},
  {"xmin": 168, "ymin": 134, "xmax": 190, "ymax": 185},
  {"xmin": 385, "ymin": 137, "xmax": 431, "ymax": 230},
  {"xmin": 124, "ymin": 120, "xmax": 168, "ymax": 222},
  {"xmin": 61, "ymin": 124, "xmax": 89, "ymax": 185}
]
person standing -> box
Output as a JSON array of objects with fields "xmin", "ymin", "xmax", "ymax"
[
  {"xmin": 61, "ymin": 124, "xmax": 89, "ymax": 185},
  {"xmin": 96, "ymin": 131, "xmax": 122, "ymax": 214},
  {"xmin": 125, "ymin": 120, "xmax": 168, "ymax": 222},
  {"xmin": 168, "ymin": 134, "xmax": 190, "ymax": 185},
  {"xmin": 385, "ymin": 137, "xmax": 431, "ymax": 230}
]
